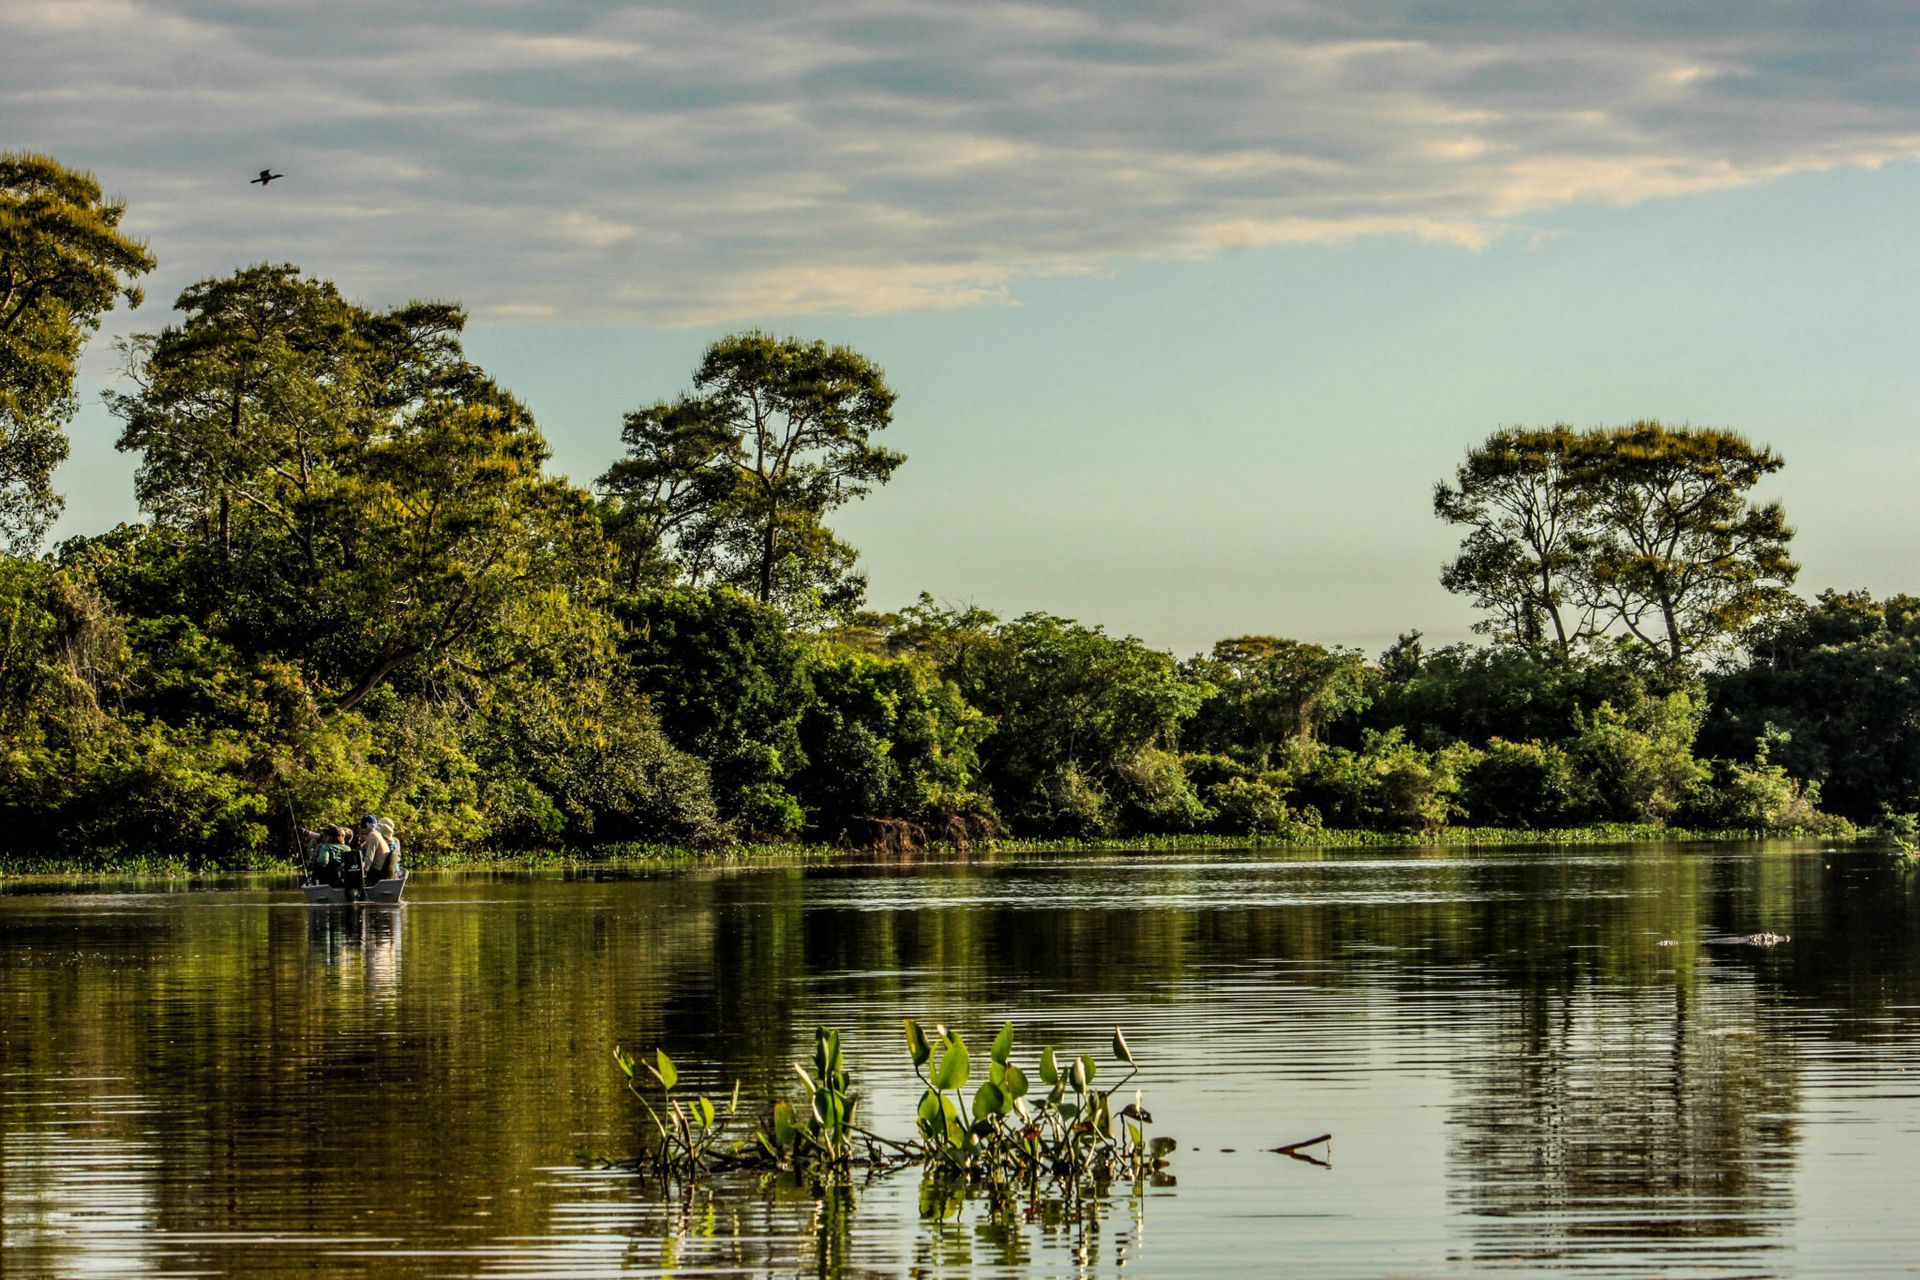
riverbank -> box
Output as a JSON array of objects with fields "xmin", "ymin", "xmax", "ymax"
[{"xmin": 0, "ymin": 822, "xmax": 1879, "ymax": 886}]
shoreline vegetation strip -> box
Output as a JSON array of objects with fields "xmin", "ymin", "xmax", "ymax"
[{"xmin": 0, "ymin": 824, "xmax": 1884, "ymax": 886}]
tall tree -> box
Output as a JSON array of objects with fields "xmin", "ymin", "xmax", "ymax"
[
  {"xmin": 600, "ymin": 332, "xmax": 903, "ymax": 617},
  {"xmin": 1433, "ymin": 425, "xmax": 1590, "ymax": 653},
  {"xmin": 1436, "ymin": 421, "xmax": 1795, "ymax": 667},
  {"xmin": 0, "ymin": 153, "xmax": 153, "ymax": 551},
  {"xmin": 110, "ymin": 264, "xmax": 595, "ymax": 714}
]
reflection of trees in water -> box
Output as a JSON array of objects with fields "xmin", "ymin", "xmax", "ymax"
[{"xmin": 1446, "ymin": 970, "xmax": 1798, "ymax": 1270}]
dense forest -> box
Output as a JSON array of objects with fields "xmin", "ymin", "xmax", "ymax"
[{"xmin": 3, "ymin": 153, "xmax": 1915, "ymax": 867}]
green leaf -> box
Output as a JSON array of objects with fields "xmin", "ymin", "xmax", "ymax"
[
  {"xmin": 1078, "ymin": 1054, "xmax": 1097, "ymax": 1087},
  {"xmin": 1070, "ymin": 1054, "xmax": 1089, "ymax": 1093},
  {"xmin": 905, "ymin": 1018, "xmax": 931, "ymax": 1067},
  {"xmin": 972, "ymin": 1078, "xmax": 1005, "ymax": 1123},
  {"xmin": 1038, "ymin": 1047, "xmax": 1059, "ymax": 1086},
  {"xmin": 932, "ymin": 1036, "xmax": 970, "ymax": 1091},
  {"xmin": 1112, "ymin": 1027, "xmax": 1134, "ymax": 1065},
  {"xmin": 771, "ymin": 1100, "xmax": 796, "ymax": 1148},
  {"xmin": 1003, "ymin": 1063, "xmax": 1030, "ymax": 1101},
  {"xmin": 693, "ymin": 1095, "xmax": 715, "ymax": 1130},
  {"xmin": 916, "ymin": 1088, "xmax": 943, "ymax": 1134},
  {"xmin": 653, "ymin": 1049, "xmax": 678, "ymax": 1091},
  {"xmin": 613, "ymin": 1045, "xmax": 635, "ymax": 1079},
  {"xmin": 991, "ymin": 1021, "xmax": 1014, "ymax": 1066}
]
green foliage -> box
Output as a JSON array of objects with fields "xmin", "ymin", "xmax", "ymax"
[
  {"xmin": 1704, "ymin": 591, "xmax": 1920, "ymax": 821},
  {"xmin": 904, "ymin": 1019, "xmax": 1166, "ymax": 1192},
  {"xmin": 1298, "ymin": 729, "xmax": 1476, "ymax": 832},
  {"xmin": 757, "ymin": 1027, "xmax": 859, "ymax": 1172},
  {"xmin": 1434, "ymin": 425, "xmax": 1587, "ymax": 652},
  {"xmin": 1459, "ymin": 739, "xmax": 1582, "ymax": 828},
  {"xmin": 1027, "ymin": 763, "xmax": 1116, "ymax": 839},
  {"xmin": 613, "ymin": 1021, "xmax": 1172, "ymax": 1211},
  {"xmin": 600, "ymin": 332, "xmax": 903, "ymax": 619},
  {"xmin": 1437, "ymin": 422, "xmax": 1798, "ymax": 667},
  {"xmin": 615, "ymin": 1044, "xmax": 740, "ymax": 1176},
  {"xmin": 1680, "ymin": 730, "xmax": 1850, "ymax": 835},
  {"xmin": 1364, "ymin": 639, "xmax": 1665, "ymax": 751},
  {"xmin": 1107, "ymin": 747, "xmax": 1211, "ymax": 834},
  {"xmin": 1570, "ymin": 693, "xmax": 1710, "ymax": 823},
  {"xmin": 915, "ymin": 608, "xmax": 1210, "ymax": 836},
  {"xmin": 793, "ymin": 649, "xmax": 991, "ymax": 841},
  {"xmin": 1186, "ymin": 636, "xmax": 1371, "ymax": 763},
  {"xmin": 0, "ymin": 153, "xmax": 154, "ymax": 552},
  {"xmin": 617, "ymin": 586, "xmax": 810, "ymax": 836},
  {"xmin": 110, "ymin": 264, "xmax": 601, "ymax": 718}
]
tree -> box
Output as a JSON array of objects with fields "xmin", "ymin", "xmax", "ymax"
[
  {"xmin": 1185, "ymin": 635, "xmax": 1370, "ymax": 764},
  {"xmin": 1434, "ymin": 426, "xmax": 1590, "ymax": 653},
  {"xmin": 616, "ymin": 586, "xmax": 814, "ymax": 834},
  {"xmin": 596, "ymin": 396, "xmax": 736, "ymax": 591},
  {"xmin": 1574, "ymin": 422, "xmax": 1796, "ymax": 667},
  {"xmin": 1436, "ymin": 422, "xmax": 1796, "ymax": 667},
  {"xmin": 0, "ymin": 153, "xmax": 154, "ymax": 551},
  {"xmin": 1703, "ymin": 590, "xmax": 1920, "ymax": 820},
  {"xmin": 110, "ymin": 265, "xmax": 597, "ymax": 716},
  {"xmin": 793, "ymin": 649, "xmax": 990, "ymax": 840},
  {"xmin": 925, "ymin": 610, "xmax": 1211, "ymax": 834},
  {"xmin": 599, "ymin": 332, "xmax": 903, "ymax": 617}
]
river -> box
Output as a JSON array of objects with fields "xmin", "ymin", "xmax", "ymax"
[{"xmin": 4, "ymin": 841, "xmax": 1917, "ymax": 1277}]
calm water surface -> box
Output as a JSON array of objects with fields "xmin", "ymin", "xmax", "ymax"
[{"xmin": 5, "ymin": 842, "xmax": 1920, "ymax": 1277}]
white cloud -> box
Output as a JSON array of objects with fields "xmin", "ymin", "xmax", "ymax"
[{"xmin": 6, "ymin": 0, "xmax": 1920, "ymax": 324}]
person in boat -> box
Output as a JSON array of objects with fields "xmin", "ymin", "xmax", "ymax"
[
  {"xmin": 359, "ymin": 815, "xmax": 397, "ymax": 883},
  {"xmin": 305, "ymin": 825, "xmax": 353, "ymax": 886}
]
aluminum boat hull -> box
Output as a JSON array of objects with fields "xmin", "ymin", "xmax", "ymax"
[{"xmin": 302, "ymin": 869, "xmax": 407, "ymax": 905}]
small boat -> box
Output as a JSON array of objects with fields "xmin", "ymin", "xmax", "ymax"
[{"xmin": 303, "ymin": 869, "xmax": 408, "ymax": 905}]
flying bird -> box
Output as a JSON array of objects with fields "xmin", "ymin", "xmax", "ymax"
[{"xmin": 250, "ymin": 169, "xmax": 283, "ymax": 186}]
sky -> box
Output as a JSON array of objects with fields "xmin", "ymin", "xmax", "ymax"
[{"xmin": 8, "ymin": 0, "xmax": 1920, "ymax": 655}]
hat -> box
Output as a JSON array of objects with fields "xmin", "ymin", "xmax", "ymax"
[{"xmin": 361, "ymin": 814, "xmax": 378, "ymax": 826}]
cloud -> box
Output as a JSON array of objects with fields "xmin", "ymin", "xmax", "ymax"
[{"xmin": 5, "ymin": 0, "xmax": 1919, "ymax": 325}]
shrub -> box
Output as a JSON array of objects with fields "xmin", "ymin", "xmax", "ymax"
[
  {"xmin": 1460, "ymin": 739, "xmax": 1582, "ymax": 828},
  {"xmin": 1108, "ymin": 747, "xmax": 1211, "ymax": 833},
  {"xmin": 1570, "ymin": 693, "xmax": 1710, "ymax": 823}
]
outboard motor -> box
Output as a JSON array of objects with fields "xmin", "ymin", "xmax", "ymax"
[{"xmin": 341, "ymin": 843, "xmax": 366, "ymax": 903}]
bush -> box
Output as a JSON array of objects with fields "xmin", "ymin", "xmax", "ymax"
[
  {"xmin": 1108, "ymin": 747, "xmax": 1210, "ymax": 833},
  {"xmin": 1026, "ymin": 763, "xmax": 1114, "ymax": 839},
  {"xmin": 1298, "ymin": 730, "xmax": 1475, "ymax": 832},
  {"xmin": 794, "ymin": 650, "xmax": 991, "ymax": 840},
  {"xmin": 1681, "ymin": 731, "xmax": 1848, "ymax": 835},
  {"xmin": 1460, "ymin": 739, "xmax": 1582, "ymax": 828},
  {"xmin": 1570, "ymin": 693, "xmax": 1709, "ymax": 823}
]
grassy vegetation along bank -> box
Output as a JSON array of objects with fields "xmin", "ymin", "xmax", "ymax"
[{"xmin": 2, "ymin": 825, "xmax": 1887, "ymax": 886}]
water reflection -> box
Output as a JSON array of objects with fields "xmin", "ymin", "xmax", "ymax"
[
  {"xmin": 2, "ymin": 844, "xmax": 1918, "ymax": 1277},
  {"xmin": 306, "ymin": 903, "xmax": 405, "ymax": 1004}
]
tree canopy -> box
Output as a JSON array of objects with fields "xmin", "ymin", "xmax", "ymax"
[
  {"xmin": 600, "ymin": 332, "xmax": 902, "ymax": 619},
  {"xmin": 1437, "ymin": 421, "xmax": 1796, "ymax": 667},
  {"xmin": 0, "ymin": 152, "xmax": 154, "ymax": 551}
]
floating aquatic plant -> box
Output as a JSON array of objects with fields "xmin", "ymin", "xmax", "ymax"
[{"xmin": 613, "ymin": 1020, "xmax": 1173, "ymax": 1203}]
